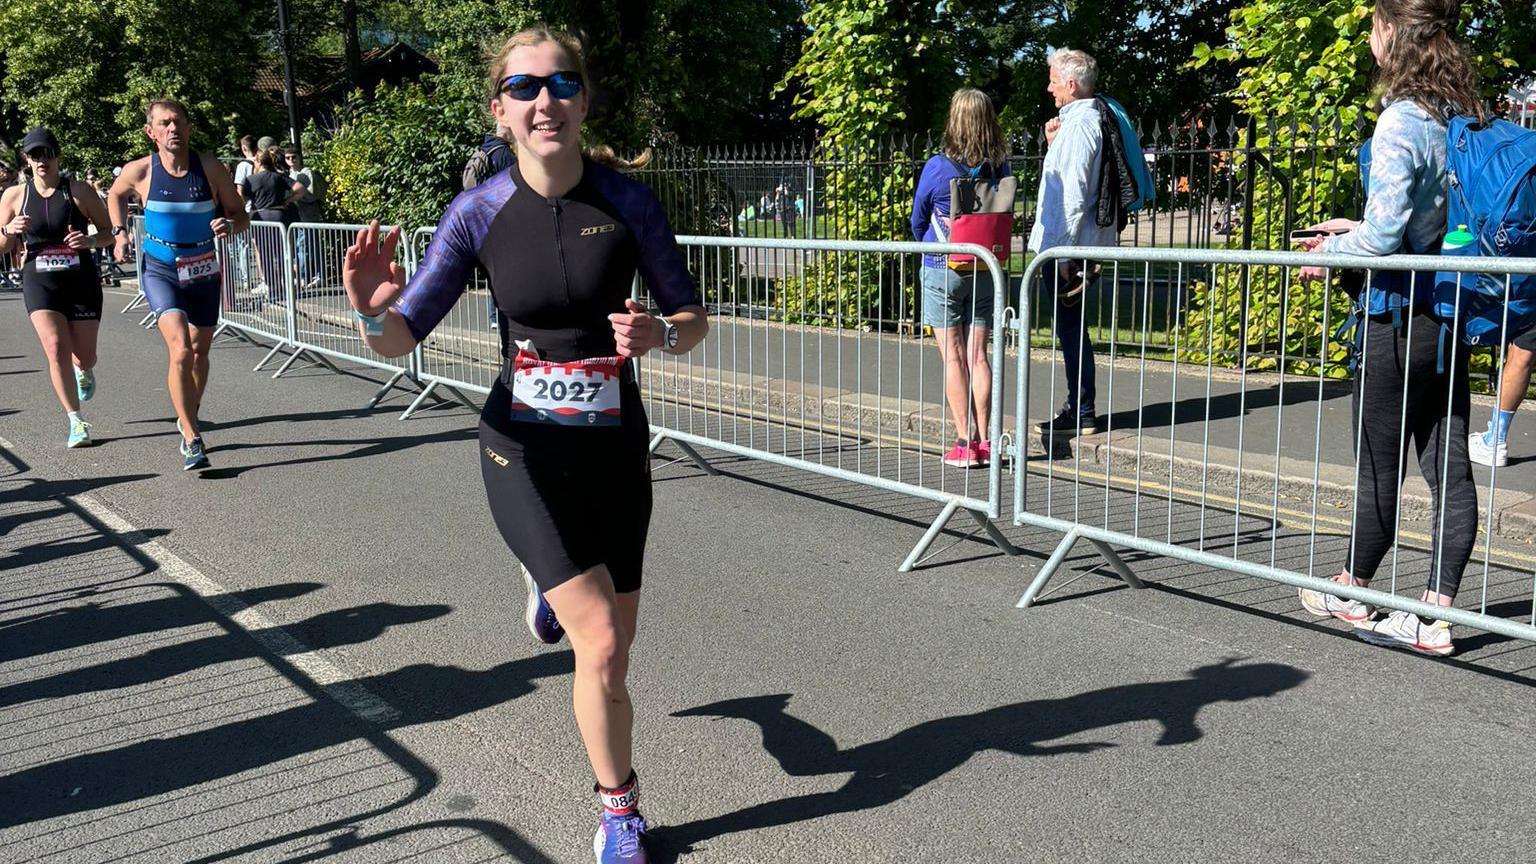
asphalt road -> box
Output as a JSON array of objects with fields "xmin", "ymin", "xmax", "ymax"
[{"xmin": 3, "ymin": 285, "xmax": 1534, "ymax": 863}]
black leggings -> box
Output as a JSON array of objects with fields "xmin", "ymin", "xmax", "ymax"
[{"xmin": 1347, "ymin": 310, "xmax": 1477, "ymax": 598}]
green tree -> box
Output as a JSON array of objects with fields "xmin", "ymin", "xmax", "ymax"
[
  {"xmin": 1184, "ymin": 0, "xmax": 1529, "ymax": 376},
  {"xmin": 0, "ymin": 0, "xmax": 269, "ymax": 174}
]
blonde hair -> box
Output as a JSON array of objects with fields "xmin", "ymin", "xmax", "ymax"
[
  {"xmin": 1049, "ymin": 49, "xmax": 1098, "ymax": 93},
  {"xmin": 942, "ymin": 88, "xmax": 1006, "ymax": 168},
  {"xmin": 485, "ymin": 26, "xmax": 652, "ymax": 172},
  {"xmin": 1373, "ymin": 0, "xmax": 1484, "ymax": 123}
]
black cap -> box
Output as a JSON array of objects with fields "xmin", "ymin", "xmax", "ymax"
[{"xmin": 20, "ymin": 127, "xmax": 60, "ymax": 155}]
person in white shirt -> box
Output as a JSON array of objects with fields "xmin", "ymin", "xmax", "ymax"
[{"xmin": 1029, "ymin": 48, "xmax": 1118, "ymax": 436}]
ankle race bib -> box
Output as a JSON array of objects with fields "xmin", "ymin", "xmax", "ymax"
[{"xmin": 510, "ymin": 350, "xmax": 624, "ymax": 427}]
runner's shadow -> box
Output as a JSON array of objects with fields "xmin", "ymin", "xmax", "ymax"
[
  {"xmin": 0, "ymin": 650, "xmax": 574, "ymax": 829},
  {"xmin": 650, "ymin": 659, "xmax": 1307, "ymax": 860}
]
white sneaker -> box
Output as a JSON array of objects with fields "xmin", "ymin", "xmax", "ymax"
[
  {"xmin": 1467, "ymin": 428, "xmax": 1507, "ymax": 468},
  {"xmin": 252, "ymin": 281, "xmax": 270, "ymax": 298},
  {"xmin": 1298, "ymin": 575, "xmax": 1374, "ymax": 622},
  {"xmin": 1354, "ymin": 609, "xmax": 1454, "ymax": 656}
]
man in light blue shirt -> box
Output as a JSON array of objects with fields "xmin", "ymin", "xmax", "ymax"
[{"xmin": 1029, "ymin": 49, "xmax": 1119, "ymax": 435}]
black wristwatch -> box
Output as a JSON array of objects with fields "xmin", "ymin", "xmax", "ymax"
[{"xmin": 110, "ymin": 225, "xmax": 126, "ymax": 237}]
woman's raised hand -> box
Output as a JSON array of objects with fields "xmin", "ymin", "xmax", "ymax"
[{"xmin": 343, "ymin": 220, "xmax": 405, "ymax": 315}]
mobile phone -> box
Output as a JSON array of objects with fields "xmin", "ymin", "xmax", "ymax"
[{"xmin": 1289, "ymin": 228, "xmax": 1350, "ymax": 242}]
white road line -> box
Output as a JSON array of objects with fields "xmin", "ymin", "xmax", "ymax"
[{"xmin": 0, "ymin": 434, "xmax": 401, "ymax": 724}]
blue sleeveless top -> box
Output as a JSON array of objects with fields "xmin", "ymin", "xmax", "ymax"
[{"xmin": 143, "ymin": 152, "xmax": 217, "ymax": 265}]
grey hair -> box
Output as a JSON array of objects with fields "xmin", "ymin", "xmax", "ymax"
[{"xmin": 1049, "ymin": 48, "xmax": 1098, "ymax": 93}]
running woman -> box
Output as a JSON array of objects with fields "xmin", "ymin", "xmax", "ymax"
[
  {"xmin": 0, "ymin": 128, "xmax": 114, "ymax": 447},
  {"xmin": 1298, "ymin": 0, "xmax": 1484, "ymax": 656},
  {"xmin": 341, "ymin": 28, "xmax": 706, "ymax": 863},
  {"xmin": 108, "ymin": 99, "xmax": 249, "ymax": 470}
]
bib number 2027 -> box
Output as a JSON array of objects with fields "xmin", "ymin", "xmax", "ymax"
[{"xmin": 510, "ymin": 355, "xmax": 623, "ymax": 427}]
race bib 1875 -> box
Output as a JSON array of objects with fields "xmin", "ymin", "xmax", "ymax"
[
  {"xmin": 175, "ymin": 251, "xmax": 219, "ymax": 285},
  {"xmin": 510, "ymin": 352, "xmax": 624, "ymax": 427}
]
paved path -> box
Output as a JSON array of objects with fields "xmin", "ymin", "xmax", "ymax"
[{"xmin": 3, "ymin": 285, "xmax": 1534, "ymax": 863}]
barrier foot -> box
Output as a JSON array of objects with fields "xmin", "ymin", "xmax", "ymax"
[
  {"xmin": 1085, "ymin": 538, "xmax": 1146, "ymax": 591},
  {"xmin": 399, "ymin": 380, "xmax": 441, "ymax": 420},
  {"xmin": 899, "ymin": 499, "xmax": 962, "ymax": 573},
  {"xmin": 443, "ymin": 385, "xmax": 480, "ymax": 412},
  {"xmin": 254, "ymin": 342, "xmax": 287, "ymax": 372},
  {"xmin": 967, "ymin": 508, "xmax": 1020, "ymax": 558},
  {"xmin": 365, "ymin": 369, "xmax": 410, "ymax": 409},
  {"xmin": 272, "ymin": 346, "xmax": 307, "ymax": 379},
  {"xmin": 1016, "ymin": 527, "xmax": 1083, "ymax": 608},
  {"xmin": 311, "ymin": 352, "xmax": 344, "ymax": 374},
  {"xmin": 138, "ymin": 311, "xmax": 157, "ymax": 329},
  {"xmin": 120, "ymin": 292, "xmax": 146, "ymax": 314},
  {"xmin": 655, "ymin": 437, "xmax": 720, "ymax": 476}
]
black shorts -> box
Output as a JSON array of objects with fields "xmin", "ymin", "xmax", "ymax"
[
  {"xmin": 1513, "ymin": 323, "xmax": 1536, "ymax": 352},
  {"xmin": 22, "ymin": 263, "xmax": 102, "ymax": 321},
  {"xmin": 479, "ymin": 375, "xmax": 653, "ymax": 595}
]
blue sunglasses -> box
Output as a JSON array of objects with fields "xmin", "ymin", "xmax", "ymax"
[{"xmin": 499, "ymin": 71, "xmax": 584, "ymax": 101}]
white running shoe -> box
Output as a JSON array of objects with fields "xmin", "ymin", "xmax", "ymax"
[
  {"xmin": 1298, "ymin": 576, "xmax": 1374, "ymax": 622},
  {"xmin": 1467, "ymin": 428, "xmax": 1508, "ymax": 468},
  {"xmin": 1354, "ymin": 609, "xmax": 1454, "ymax": 656}
]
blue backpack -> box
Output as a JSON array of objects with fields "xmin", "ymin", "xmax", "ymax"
[
  {"xmin": 1099, "ymin": 96, "xmax": 1155, "ymax": 213},
  {"xmin": 1433, "ymin": 115, "xmax": 1536, "ymax": 346}
]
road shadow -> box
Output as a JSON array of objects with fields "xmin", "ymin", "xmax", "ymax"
[
  {"xmin": 0, "ymin": 650, "xmax": 574, "ymax": 829},
  {"xmin": 651, "ymin": 659, "xmax": 1308, "ymax": 859},
  {"xmin": 0, "ymin": 601, "xmax": 451, "ymax": 708},
  {"xmin": 0, "ymin": 582, "xmax": 322, "ymax": 664}
]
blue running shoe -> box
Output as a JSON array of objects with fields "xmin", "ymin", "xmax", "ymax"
[
  {"xmin": 67, "ymin": 418, "xmax": 92, "ymax": 448},
  {"xmin": 523, "ymin": 564, "xmax": 564, "ymax": 644},
  {"xmin": 75, "ymin": 366, "xmax": 95, "ymax": 401},
  {"xmin": 183, "ymin": 436, "xmax": 210, "ymax": 471},
  {"xmin": 593, "ymin": 811, "xmax": 649, "ymax": 863}
]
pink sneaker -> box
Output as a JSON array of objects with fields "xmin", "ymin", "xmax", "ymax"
[
  {"xmin": 974, "ymin": 440, "xmax": 991, "ymax": 466},
  {"xmin": 942, "ymin": 439, "xmax": 980, "ymax": 468}
]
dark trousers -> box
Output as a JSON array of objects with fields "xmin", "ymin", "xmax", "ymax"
[
  {"xmin": 1348, "ymin": 311, "xmax": 1477, "ymax": 597},
  {"xmin": 1052, "ymin": 284, "xmax": 1097, "ymax": 415}
]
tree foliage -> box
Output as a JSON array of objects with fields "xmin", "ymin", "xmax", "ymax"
[{"xmin": 0, "ymin": 0, "xmax": 271, "ymax": 174}]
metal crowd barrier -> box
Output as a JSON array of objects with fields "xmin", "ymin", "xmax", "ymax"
[
  {"xmin": 405, "ymin": 229, "xmax": 1017, "ymax": 570},
  {"xmin": 1012, "ymin": 245, "xmax": 1536, "ymax": 644},
  {"xmin": 216, "ymin": 220, "xmax": 294, "ymax": 364},
  {"xmin": 283, "ymin": 222, "xmax": 418, "ymax": 405},
  {"xmin": 638, "ymin": 236, "xmax": 1016, "ymax": 571},
  {"xmin": 402, "ymin": 226, "xmax": 499, "ymax": 417}
]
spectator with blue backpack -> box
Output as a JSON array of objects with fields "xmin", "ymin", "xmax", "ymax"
[
  {"xmin": 1442, "ymin": 102, "xmax": 1536, "ymax": 468},
  {"xmin": 1296, "ymin": 0, "xmax": 1486, "ymax": 656},
  {"xmin": 911, "ymin": 88, "xmax": 1014, "ymax": 468}
]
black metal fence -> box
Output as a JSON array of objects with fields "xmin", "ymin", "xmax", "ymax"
[{"xmin": 634, "ymin": 112, "xmax": 1372, "ymax": 365}]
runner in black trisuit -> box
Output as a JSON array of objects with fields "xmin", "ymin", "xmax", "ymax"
[
  {"xmin": 341, "ymin": 27, "xmax": 706, "ymax": 864},
  {"xmin": 0, "ymin": 128, "xmax": 114, "ymax": 447}
]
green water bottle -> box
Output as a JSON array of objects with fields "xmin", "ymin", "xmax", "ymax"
[{"xmin": 1444, "ymin": 224, "xmax": 1475, "ymax": 252}]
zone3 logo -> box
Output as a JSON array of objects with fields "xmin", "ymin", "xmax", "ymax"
[{"xmin": 579, "ymin": 223, "xmax": 616, "ymax": 237}]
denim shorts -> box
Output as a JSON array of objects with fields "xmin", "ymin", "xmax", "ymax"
[{"xmin": 920, "ymin": 265, "xmax": 994, "ymax": 329}]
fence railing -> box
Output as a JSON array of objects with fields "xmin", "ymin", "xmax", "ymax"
[
  {"xmin": 114, "ymin": 218, "xmax": 1536, "ymax": 646},
  {"xmin": 1011, "ymin": 245, "xmax": 1536, "ymax": 645}
]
